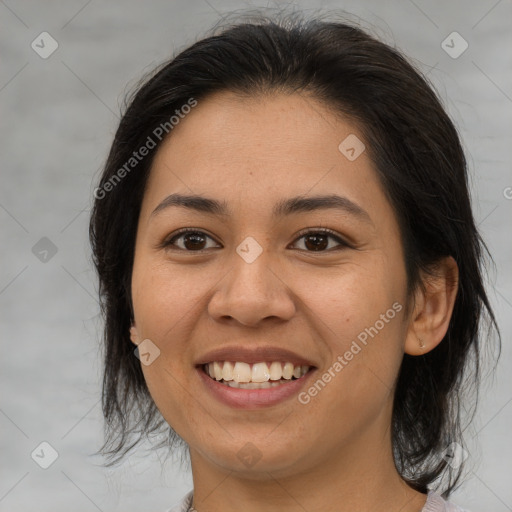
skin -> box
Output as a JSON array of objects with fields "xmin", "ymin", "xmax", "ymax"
[{"xmin": 129, "ymin": 90, "xmax": 459, "ymax": 512}]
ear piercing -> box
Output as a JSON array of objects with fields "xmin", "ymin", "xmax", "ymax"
[{"xmin": 418, "ymin": 337, "xmax": 425, "ymax": 349}]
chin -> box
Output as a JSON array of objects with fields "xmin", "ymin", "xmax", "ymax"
[{"xmin": 193, "ymin": 434, "xmax": 312, "ymax": 478}]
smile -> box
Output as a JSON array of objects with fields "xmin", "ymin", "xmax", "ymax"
[
  {"xmin": 198, "ymin": 360, "xmax": 316, "ymax": 408},
  {"xmin": 204, "ymin": 361, "xmax": 311, "ymax": 389}
]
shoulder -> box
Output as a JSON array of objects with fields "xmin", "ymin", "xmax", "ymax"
[
  {"xmin": 423, "ymin": 490, "xmax": 471, "ymax": 512},
  {"xmin": 164, "ymin": 490, "xmax": 193, "ymax": 512}
]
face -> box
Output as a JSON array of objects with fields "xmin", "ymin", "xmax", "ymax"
[{"xmin": 130, "ymin": 91, "xmax": 412, "ymax": 478}]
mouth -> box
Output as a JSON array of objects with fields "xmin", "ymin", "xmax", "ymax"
[
  {"xmin": 195, "ymin": 346, "xmax": 317, "ymax": 408},
  {"xmin": 197, "ymin": 357, "xmax": 317, "ymax": 408},
  {"xmin": 201, "ymin": 361, "xmax": 312, "ymax": 389}
]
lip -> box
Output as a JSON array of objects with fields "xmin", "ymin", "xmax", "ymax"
[
  {"xmin": 197, "ymin": 365, "xmax": 317, "ymax": 409},
  {"xmin": 195, "ymin": 345, "xmax": 317, "ymax": 367}
]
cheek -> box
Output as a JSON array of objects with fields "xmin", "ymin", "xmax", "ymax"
[
  {"xmin": 301, "ymin": 260, "xmax": 404, "ymax": 342},
  {"xmin": 131, "ymin": 258, "xmax": 208, "ymax": 437},
  {"xmin": 299, "ymin": 260, "xmax": 406, "ymax": 404},
  {"xmin": 140, "ymin": 362, "xmax": 204, "ymax": 447},
  {"xmin": 131, "ymin": 259, "xmax": 207, "ymax": 344}
]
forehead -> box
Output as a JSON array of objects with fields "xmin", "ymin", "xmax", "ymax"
[{"xmin": 142, "ymin": 90, "xmax": 390, "ymax": 225}]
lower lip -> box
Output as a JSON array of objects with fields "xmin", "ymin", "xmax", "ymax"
[{"xmin": 197, "ymin": 367, "xmax": 315, "ymax": 409}]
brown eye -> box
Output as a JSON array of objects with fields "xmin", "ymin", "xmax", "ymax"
[
  {"xmin": 292, "ymin": 229, "xmax": 348, "ymax": 252},
  {"xmin": 163, "ymin": 228, "xmax": 348, "ymax": 253},
  {"xmin": 165, "ymin": 230, "xmax": 220, "ymax": 251}
]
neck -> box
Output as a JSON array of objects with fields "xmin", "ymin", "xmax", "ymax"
[{"xmin": 188, "ymin": 433, "xmax": 427, "ymax": 512}]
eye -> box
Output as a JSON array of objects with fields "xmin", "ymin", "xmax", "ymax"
[
  {"xmin": 163, "ymin": 229, "xmax": 220, "ymax": 252},
  {"xmin": 291, "ymin": 228, "xmax": 349, "ymax": 252},
  {"xmin": 162, "ymin": 227, "xmax": 349, "ymax": 253}
]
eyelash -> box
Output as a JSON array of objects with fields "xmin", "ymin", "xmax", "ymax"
[{"xmin": 161, "ymin": 227, "xmax": 350, "ymax": 253}]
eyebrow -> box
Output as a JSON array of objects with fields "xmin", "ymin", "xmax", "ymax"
[{"xmin": 150, "ymin": 193, "xmax": 373, "ymax": 224}]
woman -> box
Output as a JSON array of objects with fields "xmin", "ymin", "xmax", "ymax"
[{"xmin": 89, "ymin": 11, "xmax": 499, "ymax": 512}]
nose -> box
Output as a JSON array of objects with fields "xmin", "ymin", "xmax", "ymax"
[{"xmin": 207, "ymin": 247, "xmax": 296, "ymax": 327}]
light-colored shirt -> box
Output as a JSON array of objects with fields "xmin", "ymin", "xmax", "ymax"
[{"xmin": 166, "ymin": 489, "xmax": 471, "ymax": 512}]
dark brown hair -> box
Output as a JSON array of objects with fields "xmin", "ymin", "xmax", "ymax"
[{"xmin": 89, "ymin": 10, "xmax": 500, "ymax": 497}]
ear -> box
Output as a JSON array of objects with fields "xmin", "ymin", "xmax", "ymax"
[
  {"xmin": 404, "ymin": 256, "xmax": 459, "ymax": 356},
  {"xmin": 130, "ymin": 324, "xmax": 140, "ymax": 346}
]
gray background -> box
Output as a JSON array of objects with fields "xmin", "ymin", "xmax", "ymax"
[{"xmin": 1, "ymin": 1, "xmax": 511, "ymax": 511}]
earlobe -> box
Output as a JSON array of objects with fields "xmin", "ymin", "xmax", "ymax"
[
  {"xmin": 404, "ymin": 256, "xmax": 459, "ymax": 356},
  {"xmin": 130, "ymin": 325, "xmax": 140, "ymax": 346}
]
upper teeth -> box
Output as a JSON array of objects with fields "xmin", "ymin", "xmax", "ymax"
[{"xmin": 205, "ymin": 361, "xmax": 310, "ymax": 383}]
